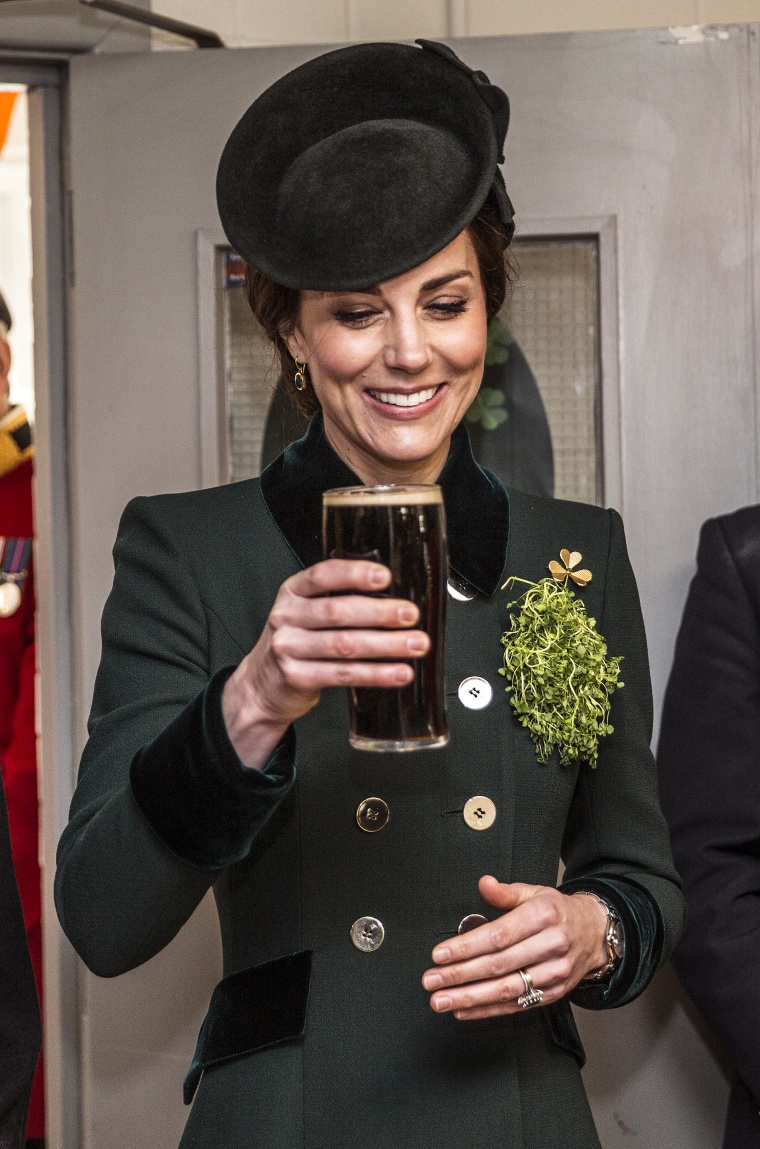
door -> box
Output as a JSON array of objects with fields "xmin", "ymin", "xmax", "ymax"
[{"xmin": 63, "ymin": 27, "xmax": 758, "ymax": 1148}]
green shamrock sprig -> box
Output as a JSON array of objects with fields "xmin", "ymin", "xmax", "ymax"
[
  {"xmin": 465, "ymin": 387, "xmax": 508, "ymax": 430},
  {"xmin": 464, "ymin": 319, "xmax": 514, "ymax": 430},
  {"xmin": 499, "ymin": 573, "xmax": 623, "ymax": 768},
  {"xmin": 484, "ymin": 317, "xmax": 514, "ymax": 366}
]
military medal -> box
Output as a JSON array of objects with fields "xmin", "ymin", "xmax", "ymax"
[
  {"xmin": 0, "ymin": 580, "xmax": 21, "ymax": 617},
  {"xmin": 0, "ymin": 536, "xmax": 31, "ymax": 618}
]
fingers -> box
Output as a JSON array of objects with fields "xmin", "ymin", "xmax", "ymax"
[
  {"xmin": 428, "ymin": 958, "xmax": 569, "ymax": 1018},
  {"xmin": 275, "ymin": 561, "xmax": 421, "ymax": 633},
  {"xmin": 270, "ymin": 655, "xmax": 416, "ymax": 691},
  {"xmin": 274, "ymin": 593, "xmax": 422, "ymax": 633},
  {"xmin": 270, "ymin": 623, "xmax": 429, "ymax": 665},
  {"xmin": 421, "ymin": 883, "xmax": 606, "ymax": 1021},
  {"xmin": 478, "ymin": 875, "xmax": 536, "ymax": 911},
  {"xmin": 422, "ymin": 922, "xmax": 571, "ymax": 996},
  {"xmin": 429, "ymin": 888, "xmax": 559, "ymax": 967},
  {"xmin": 289, "ymin": 559, "xmax": 393, "ymax": 598}
]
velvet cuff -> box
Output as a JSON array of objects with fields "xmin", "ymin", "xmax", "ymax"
[
  {"xmin": 559, "ymin": 875, "xmax": 664, "ymax": 1009},
  {"xmin": 184, "ymin": 951, "xmax": 312, "ymax": 1104},
  {"xmin": 130, "ymin": 666, "xmax": 296, "ymax": 869}
]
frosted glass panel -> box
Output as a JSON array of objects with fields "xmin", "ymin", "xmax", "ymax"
[
  {"xmin": 506, "ymin": 239, "xmax": 600, "ymax": 504},
  {"xmin": 220, "ymin": 251, "xmax": 279, "ymax": 484}
]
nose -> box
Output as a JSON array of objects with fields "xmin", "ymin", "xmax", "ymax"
[{"xmin": 382, "ymin": 311, "xmax": 432, "ymax": 374}]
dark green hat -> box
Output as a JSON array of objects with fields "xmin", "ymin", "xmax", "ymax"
[{"xmin": 216, "ymin": 39, "xmax": 514, "ymax": 291}]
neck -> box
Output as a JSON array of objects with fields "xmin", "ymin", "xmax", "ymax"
[{"xmin": 322, "ymin": 424, "xmax": 450, "ymax": 487}]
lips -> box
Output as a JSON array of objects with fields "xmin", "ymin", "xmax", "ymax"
[{"xmin": 367, "ymin": 385, "xmax": 441, "ymax": 408}]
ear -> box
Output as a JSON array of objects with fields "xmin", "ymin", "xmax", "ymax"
[{"xmin": 280, "ymin": 320, "xmax": 309, "ymax": 366}]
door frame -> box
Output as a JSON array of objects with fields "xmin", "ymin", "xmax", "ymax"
[{"xmin": 9, "ymin": 66, "xmax": 81, "ymax": 1149}]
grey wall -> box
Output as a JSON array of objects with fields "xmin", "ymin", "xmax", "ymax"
[{"xmin": 61, "ymin": 27, "xmax": 758, "ymax": 1147}]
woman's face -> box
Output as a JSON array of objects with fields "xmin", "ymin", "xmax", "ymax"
[{"xmin": 285, "ymin": 230, "xmax": 488, "ymax": 485}]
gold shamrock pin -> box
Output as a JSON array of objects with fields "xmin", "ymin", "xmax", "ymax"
[{"xmin": 548, "ymin": 549, "xmax": 593, "ymax": 588}]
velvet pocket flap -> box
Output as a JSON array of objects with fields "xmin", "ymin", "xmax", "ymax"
[{"xmin": 184, "ymin": 950, "xmax": 312, "ymax": 1104}]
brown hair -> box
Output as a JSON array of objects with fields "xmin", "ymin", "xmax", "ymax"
[{"xmin": 244, "ymin": 194, "xmax": 514, "ymax": 418}]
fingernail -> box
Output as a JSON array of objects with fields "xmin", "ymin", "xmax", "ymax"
[
  {"xmin": 398, "ymin": 606, "xmax": 417, "ymax": 623},
  {"xmin": 433, "ymin": 946, "xmax": 450, "ymax": 963},
  {"xmin": 434, "ymin": 995, "xmax": 452, "ymax": 1012},
  {"xmin": 423, "ymin": 973, "xmax": 443, "ymax": 990},
  {"xmin": 393, "ymin": 666, "xmax": 412, "ymax": 684},
  {"xmin": 408, "ymin": 637, "xmax": 428, "ymax": 655},
  {"xmin": 369, "ymin": 567, "xmax": 388, "ymax": 586}
]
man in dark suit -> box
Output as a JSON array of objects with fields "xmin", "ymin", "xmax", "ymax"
[{"xmin": 658, "ymin": 505, "xmax": 760, "ymax": 1147}]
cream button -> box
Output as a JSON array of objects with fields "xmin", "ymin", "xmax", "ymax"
[
  {"xmin": 463, "ymin": 795, "xmax": 497, "ymax": 831},
  {"xmin": 356, "ymin": 798, "xmax": 389, "ymax": 833},
  {"xmin": 350, "ymin": 916, "xmax": 385, "ymax": 952},
  {"xmin": 458, "ymin": 914, "xmax": 488, "ymax": 934},
  {"xmin": 447, "ymin": 573, "xmax": 478, "ymax": 602},
  {"xmin": 458, "ymin": 676, "xmax": 493, "ymax": 710}
]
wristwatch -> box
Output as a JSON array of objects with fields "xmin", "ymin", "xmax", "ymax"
[{"xmin": 577, "ymin": 891, "xmax": 625, "ymax": 982}]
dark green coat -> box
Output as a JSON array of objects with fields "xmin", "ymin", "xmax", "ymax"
[{"xmin": 56, "ymin": 419, "xmax": 684, "ymax": 1149}]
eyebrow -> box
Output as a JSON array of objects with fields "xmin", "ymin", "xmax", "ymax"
[
  {"xmin": 344, "ymin": 269, "xmax": 474, "ymax": 298},
  {"xmin": 420, "ymin": 269, "xmax": 473, "ymax": 291}
]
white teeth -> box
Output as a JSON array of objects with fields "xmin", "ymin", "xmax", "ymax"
[{"xmin": 369, "ymin": 387, "xmax": 438, "ymax": 408}]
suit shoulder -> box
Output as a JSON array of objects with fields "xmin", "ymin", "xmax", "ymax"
[
  {"xmin": 122, "ymin": 478, "xmax": 265, "ymax": 534},
  {"xmin": 115, "ymin": 479, "xmax": 275, "ymax": 572},
  {"xmin": 699, "ymin": 504, "xmax": 760, "ymax": 588},
  {"xmin": 506, "ymin": 487, "xmax": 613, "ymax": 534},
  {"xmin": 127, "ymin": 477, "xmax": 261, "ymax": 517},
  {"xmin": 503, "ymin": 489, "xmax": 619, "ymax": 600},
  {"xmin": 706, "ymin": 503, "xmax": 760, "ymax": 550}
]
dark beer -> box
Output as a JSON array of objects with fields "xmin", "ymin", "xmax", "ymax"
[{"xmin": 323, "ymin": 485, "xmax": 448, "ymax": 751}]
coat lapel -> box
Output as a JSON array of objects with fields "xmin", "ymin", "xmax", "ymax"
[{"xmin": 259, "ymin": 412, "xmax": 510, "ymax": 595}]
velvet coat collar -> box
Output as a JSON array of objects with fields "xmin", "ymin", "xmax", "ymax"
[{"xmin": 259, "ymin": 413, "xmax": 509, "ymax": 597}]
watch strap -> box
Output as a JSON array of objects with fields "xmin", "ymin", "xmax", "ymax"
[{"xmin": 576, "ymin": 890, "xmax": 624, "ymax": 982}]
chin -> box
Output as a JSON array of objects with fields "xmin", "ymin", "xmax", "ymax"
[{"xmin": 367, "ymin": 428, "xmax": 448, "ymax": 464}]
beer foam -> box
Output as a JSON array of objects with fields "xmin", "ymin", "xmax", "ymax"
[{"xmin": 323, "ymin": 484, "xmax": 442, "ymax": 507}]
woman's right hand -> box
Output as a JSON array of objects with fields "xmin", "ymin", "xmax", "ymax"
[{"xmin": 221, "ymin": 559, "xmax": 429, "ymax": 770}]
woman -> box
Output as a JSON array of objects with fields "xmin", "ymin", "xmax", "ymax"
[{"xmin": 56, "ymin": 41, "xmax": 683, "ymax": 1149}]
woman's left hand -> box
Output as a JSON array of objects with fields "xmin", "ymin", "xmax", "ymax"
[{"xmin": 421, "ymin": 875, "xmax": 609, "ymax": 1020}]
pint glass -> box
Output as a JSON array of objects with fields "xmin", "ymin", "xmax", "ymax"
[{"xmin": 323, "ymin": 484, "xmax": 449, "ymax": 751}]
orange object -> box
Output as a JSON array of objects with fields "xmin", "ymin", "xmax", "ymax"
[{"xmin": 0, "ymin": 92, "xmax": 18, "ymax": 156}]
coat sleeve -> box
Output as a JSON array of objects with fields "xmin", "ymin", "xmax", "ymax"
[
  {"xmin": 55, "ymin": 497, "xmax": 295, "ymax": 979},
  {"xmin": 2, "ymin": 579, "xmax": 40, "ymax": 935},
  {"xmin": 658, "ymin": 514, "xmax": 760, "ymax": 1105},
  {"xmin": 0, "ymin": 770, "xmax": 41, "ymax": 1148},
  {"xmin": 559, "ymin": 508, "xmax": 685, "ymax": 1008}
]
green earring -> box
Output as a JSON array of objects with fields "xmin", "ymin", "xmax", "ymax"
[{"xmin": 294, "ymin": 361, "xmax": 307, "ymax": 391}]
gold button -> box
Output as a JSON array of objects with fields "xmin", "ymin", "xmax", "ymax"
[
  {"xmin": 350, "ymin": 916, "xmax": 385, "ymax": 952},
  {"xmin": 458, "ymin": 914, "xmax": 488, "ymax": 934},
  {"xmin": 463, "ymin": 795, "xmax": 497, "ymax": 831},
  {"xmin": 356, "ymin": 797, "xmax": 389, "ymax": 833}
]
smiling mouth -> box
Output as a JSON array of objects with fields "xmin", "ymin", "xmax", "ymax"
[{"xmin": 367, "ymin": 385, "xmax": 442, "ymax": 408}]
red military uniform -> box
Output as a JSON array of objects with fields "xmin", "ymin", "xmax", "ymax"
[{"xmin": 0, "ymin": 405, "xmax": 43, "ymax": 1141}]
